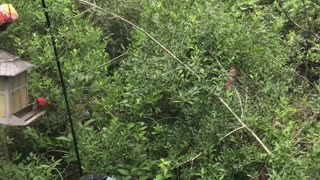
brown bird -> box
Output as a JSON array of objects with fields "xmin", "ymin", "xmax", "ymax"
[{"xmin": 225, "ymin": 66, "xmax": 236, "ymax": 92}]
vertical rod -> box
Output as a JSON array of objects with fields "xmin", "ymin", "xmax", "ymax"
[{"xmin": 40, "ymin": 0, "xmax": 83, "ymax": 176}]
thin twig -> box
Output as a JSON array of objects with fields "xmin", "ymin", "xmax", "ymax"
[
  {"xmin": 48, "ymin": 150, "xmax": 68, "ymax": 154},
  {"xmin": 190, "ymin": 153, "xmax": 202, "ymax": 161},
  {"xmin": 174, "ymin": 152, "xmax": 202, "ymax": 169},
  {"xmin": 270, "ymin": 55, "xmax": 319, "ymax": 93},
  {"xmin": 276, "ymin": 0, "xmax": 319, "ymax": 39},
  {"xmin": 244, "ymin": 87, "xmax": 248, "ymax": 115},
  {"xmin": 79, "ymin": 0, "xmax": 200, "ymax": 79},
  {"xmin": 220, "ymin": 125, "xmax": 246, "ymax": 141},
  {"xmin": 89, "ymin": 52, "xmax": 128, "ymax": 71},
  {"xmin": 234, "ymin": 88, "xmax": 244, "ymax": 117},
  {"xmin": 293, "ymin": 119, "xmax": 316, "ymax": 141},
  {"xmin": 190, "ymin": 152, "xmax": 202, "ymax": 169},
  {"xmin": 218, "ymin": 97, "xmax": 272, "ymax": 155},
  {"xmin": 276, "ymin": 0, "xmax": 308, "ymax": 32},
  {"xmin": 54, "ymin": 168, "xmax": 64, "ymax": 180},
  {"xmin": 70, "ymin": 7, "xmax": 94, "ymax": 19}
]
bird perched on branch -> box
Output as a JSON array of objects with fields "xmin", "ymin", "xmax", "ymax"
[
  {"xmin": 225, "ymin": 66, "xmax": 236, "ymax": 92},
  {"xmin": 0, "ymin": 4, "xmax": 18, "ymax": 31}
]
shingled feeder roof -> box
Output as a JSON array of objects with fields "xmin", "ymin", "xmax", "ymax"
[{"xmin": 0, "ymin": 50, "xmax": 34, "ymax": 76}]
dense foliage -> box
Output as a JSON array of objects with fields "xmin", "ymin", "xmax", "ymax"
[{"xmin": 0, "ymin": 0, "xmax": 319, "ymax": 179}]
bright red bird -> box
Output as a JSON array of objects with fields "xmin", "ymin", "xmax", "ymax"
[{"xmin": 36, "ymin": 98, "xmax": 48, "ymax": 109}]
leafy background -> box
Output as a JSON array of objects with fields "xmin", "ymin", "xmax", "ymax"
[{"xmin": 0, "ymin": 0, "xmax": 320, "ymax": 179}]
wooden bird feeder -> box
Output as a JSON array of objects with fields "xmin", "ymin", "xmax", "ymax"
[{"xmin": 0, "ymin": 50, "xmax": 45, "ymax": 126}]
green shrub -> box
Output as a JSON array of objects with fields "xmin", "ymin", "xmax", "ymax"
[{"xmin": 0, "ymin": 0, "xmax": 319, "ymax": 179}]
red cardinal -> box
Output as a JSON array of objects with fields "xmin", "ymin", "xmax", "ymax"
[{"xmin": 36, "ymin": 98, "xmax": 49, "ymax": 109}]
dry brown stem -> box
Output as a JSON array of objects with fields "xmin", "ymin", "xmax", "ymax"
[{"xmin": 218, "ymin": 97, "xmax": 272, "ymax": 155}]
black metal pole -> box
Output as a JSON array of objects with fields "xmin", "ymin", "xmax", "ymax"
[{"xmin": 40, "ymin": 0, "xmax": 83, "ymax": 176}]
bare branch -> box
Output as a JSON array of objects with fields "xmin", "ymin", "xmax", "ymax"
[
  {"xmin": 218, "ymin": 97, "xmax": 272, "ymax": 155},
  {"xmin": 220, "ymin": 125, "xmax": 246, "ymax": 141},
  {"xmin": 173, "ymin": 152, "xmax": 202, "ymax": 169},
  {"xmin": 89, "ymin": 52, "xmax": 128, "ymax": 71}
]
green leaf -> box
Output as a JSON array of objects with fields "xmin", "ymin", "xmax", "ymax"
[{"xmin": 117, "ymin": 169, "xmax": 130, "ymax": 176}]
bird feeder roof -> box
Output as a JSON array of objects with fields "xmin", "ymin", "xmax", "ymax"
[{"xmin": 0, "ymin": 50, "xmax": 34, "ymax": 76}]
